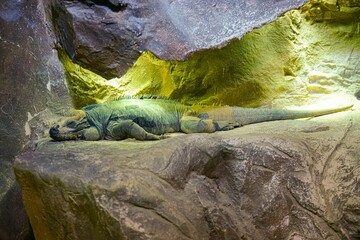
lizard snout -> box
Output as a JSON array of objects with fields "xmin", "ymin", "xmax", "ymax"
[{"xmin": 49, "ymin": 125, "xmax": 60, "ymax": 138}]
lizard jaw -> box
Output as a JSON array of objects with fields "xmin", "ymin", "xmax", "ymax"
[{"xmin": 49, "ymin": 125, "xmax": 82, "ymax": 141}]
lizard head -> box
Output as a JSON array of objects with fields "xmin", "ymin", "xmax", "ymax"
[{"xmin": 49, "ymin": 110, "xmax": 90, "ymax": 141}]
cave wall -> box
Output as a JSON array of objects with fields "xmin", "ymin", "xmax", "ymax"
[
  {"xmin": 0, "ymin": 0, "xmax": 71, "ymax": 239},
  {"xmin": 57, "ymin": 0, "xmax": 359, "ymax": 109},
  {"xmin": 111, "ymin": 0, "xmax": 360, "ymax": 108},
  {"xmin": 48, "ymin": 0, "xmax": 308, "ymax": 78}
]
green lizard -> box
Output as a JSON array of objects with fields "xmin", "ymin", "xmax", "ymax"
[{"xmin": 49, "ymin": 97, "xmax": 352, "ymax": 141}]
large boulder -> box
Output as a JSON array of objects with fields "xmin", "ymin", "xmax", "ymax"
[
  {"xmin": 48, "ymin": 0, "xmax": 309, "ymax": 78},
  {"xmin": 0, "ymin": 0, "xmax": 71, "ymax": 238},
  {"xmin": 14, "ymin": 107, "xmax": 360, "ymax": 239}
]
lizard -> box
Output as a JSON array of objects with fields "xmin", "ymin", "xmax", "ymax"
[{"xmin": 49, "ymin": 97, "xmax": 353, "ymax": 141}]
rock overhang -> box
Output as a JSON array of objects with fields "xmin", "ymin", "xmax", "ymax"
[
  {"xmin": 49, "ymin": 0, "xmax": 360, "ymax": 109},
  {"xmin": 49, "ymin": 0, "xmax": 309, "ymax": 78}
]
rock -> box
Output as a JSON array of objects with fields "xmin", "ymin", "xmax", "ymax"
[
  {"xmin": 48, "ymin": 0, "xmax": 309, "ymax": 78},
  {"xmin": 14, "ymin": 108, "xmax": 360, "ymax": 239},
  {"xmin": 303, "ymin": 0, "xmax": 360, "ymax": 21},
  {"xmin": 0, "ymin": 0, "xmax": 71, "ymax": 238},
  {"xmin": 2, "ymin": 0, "xmax": 358, "ymax": 239},
  {"xmin": 355, "ymin": 90, "xmax": 360, "ymax": 100},
  {"xmin": 61, "ymin": 1, "xmax": 360, "ymax": 109}
]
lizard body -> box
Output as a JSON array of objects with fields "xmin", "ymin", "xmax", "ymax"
[{"xmin": 49, "ymin": 97, "xmax": 352, "ymax": 141}]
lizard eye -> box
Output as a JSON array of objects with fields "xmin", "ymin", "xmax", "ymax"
[{"xmin": 65, "ymin": 120, "xmax": 77, "ymax": 128}]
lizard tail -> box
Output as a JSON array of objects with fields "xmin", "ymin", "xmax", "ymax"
[
  {"xmin": 203, "ymin": 105, "xmax": 353, "ymax": 126},
  {"xmin": 232, "ymin": 104, "xmax": 353, "ymax": 126}
]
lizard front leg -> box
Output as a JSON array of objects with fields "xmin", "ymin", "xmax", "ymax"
[
  {"xmin": 82, "ymin": 127, "xmax": 101, "ymax": 141},
  {"xmin": 49, "ymin": 125, "xmax": 100, "ymax": 141},
  {"xmin": 107, "ymin": 120, "xmax": 162, "ymax": 140}
]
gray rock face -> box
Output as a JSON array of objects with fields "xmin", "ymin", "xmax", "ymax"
[
  {"xmin": 0, "ymin": 0, "xmax": 71, "ymax": 238},
  {"xmin": 49, "ymin": 0, "xmax": 309, "ymax": 78},
  {"xmin": 14, "ymin": 109, "xmax": 360, "ymax": 239}
]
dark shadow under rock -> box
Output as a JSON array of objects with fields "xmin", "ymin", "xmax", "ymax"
[{"xmin": 14, "ymin": 109, "xmax": 360, "ymax": 240}]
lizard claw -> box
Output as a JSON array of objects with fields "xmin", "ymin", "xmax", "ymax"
[{"xmin": 214, "ymin": 121, "xmax": 240, "ymax": 131}]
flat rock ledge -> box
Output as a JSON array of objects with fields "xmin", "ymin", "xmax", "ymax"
[{"xmin": 14, "ymin": 110, "xmax": 360, "ymax": 240}]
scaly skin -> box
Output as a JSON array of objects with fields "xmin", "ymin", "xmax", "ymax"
[{"xmin": 49, "ymin": 98, "xmax": 353, "ymax": 141}]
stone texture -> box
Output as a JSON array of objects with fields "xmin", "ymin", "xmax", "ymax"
[
  {"xmin": 14, "ymin": 107, "xmax": 360, "ymax": 240},
  {"xmin": 2, "ymin": 0, "xmax": 359, "ymax": 239},
  {"xmin": 64, "ymin": 0, "xmax": 360, "ymax": 108},
  {"xmin": 0, "ymin": 0, "xmax": 71, "ymax": 238},
  {"xmin": 48, "ymin": 0, "xmax": 309, "ymax": 78}
]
